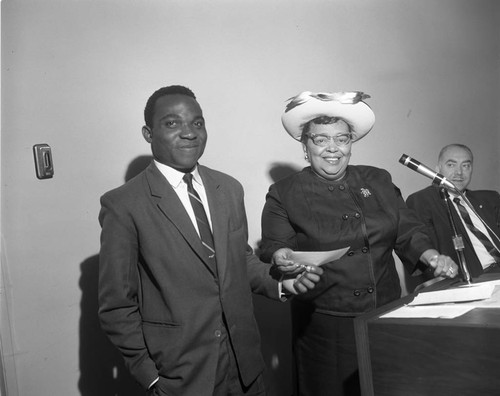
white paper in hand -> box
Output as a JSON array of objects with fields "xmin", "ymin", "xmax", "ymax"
[{"xmin": 289, "ymin": 247, "xmax": 350, "ymax": 266}]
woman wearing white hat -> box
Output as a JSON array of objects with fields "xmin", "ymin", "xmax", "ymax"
[{"xmin": 260, "ymin": 91, "xmax": 458, "ymax": 395}]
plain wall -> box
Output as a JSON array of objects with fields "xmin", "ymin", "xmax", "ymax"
[{"xmin": 1, "ymin": 0, "xmax": 499, "ymax": 395}]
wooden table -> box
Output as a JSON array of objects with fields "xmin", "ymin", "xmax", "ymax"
[{"xmin": 354, "ymin": 273, "xmax": 500, "ymax": 396}]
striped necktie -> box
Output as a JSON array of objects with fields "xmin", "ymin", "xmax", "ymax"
[
  {"xmin": 183, "ymin": 173, "xmax": 216, "ymax": 261},
  {"xmin": 453, "ymin": 197, "xmax": 500, "ymax": 263}
]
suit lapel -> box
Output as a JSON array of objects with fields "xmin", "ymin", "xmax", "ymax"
[
  {"xmin": 145, "ymin": 163, "xmax": 217, "ymax": 276},
  {"xmin": 466, "ymin": 191, "xmax": 500, "ymax": 241},
  {"xmin": 432, "ymin": 187, "xmax": 457, "ymax": 223},
  {"xmin": 467, "ymin": 192, "xmax": 492, "ymax": 226},
  {"xmin": 199, "ymin": 167, "xmax": 230, "ymax": 278},
  {"xmin": 430, "ymin": 187, "xmax": 471, "ymax": 247}
]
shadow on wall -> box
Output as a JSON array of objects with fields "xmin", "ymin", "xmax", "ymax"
[
  {"xmin": 252, "ymin": 162, "xmax": 301, "ymax": 396},
  {"xmin": 78, "ymin": 156, "xmax": 152, "ymax": 396},
  {"xmin": 78, "ymin": 255, "xmax": 144, "ymax": 396},
  {"xmin": 78, "ymin": 157, "xmax": 301, "ymax": 396}
]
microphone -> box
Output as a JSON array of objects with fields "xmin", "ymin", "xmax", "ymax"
[{"xmin": 399, "ymin": 154, "xmax": 457, "ymax": 190}]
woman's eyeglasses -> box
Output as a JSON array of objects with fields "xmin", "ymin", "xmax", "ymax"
[{"xmin": 306, "ymin": 133, "xmax": 352, "ymax": 147}]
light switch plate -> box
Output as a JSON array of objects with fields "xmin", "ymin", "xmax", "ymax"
[{"xmin": 33, "ymin": 144, "xmax": 54, "ymax": 179}]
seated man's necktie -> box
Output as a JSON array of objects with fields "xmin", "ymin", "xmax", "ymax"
[{"xmin": 453, "ymin": 197, "xmax": 500, "ymax": 264}]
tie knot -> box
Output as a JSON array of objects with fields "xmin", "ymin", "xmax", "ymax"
[
  {"xmin": 453, "ymin": 197, "xmax": 462, "ymax": 205},
  {"xmin": 183, "ymin": 173, "xmax": 194, "ymax": 188}
]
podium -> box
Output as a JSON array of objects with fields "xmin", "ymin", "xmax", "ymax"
[{"xmin": 354, "ymin": 273, "xmax": 500, "ymax": 396}]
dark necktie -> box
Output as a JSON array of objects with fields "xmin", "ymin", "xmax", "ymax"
[
  {"xmin": 183, "ymin": 173, "xmax": 216, "ymax": 261},
  {"xmin": 453, "ymin": 197, "xmax": 500, "ymax": 262}
]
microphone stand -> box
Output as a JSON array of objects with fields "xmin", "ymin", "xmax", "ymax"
[{"xmin": 439, "ymin": 188, "xmax": 472, "ymax": 285}]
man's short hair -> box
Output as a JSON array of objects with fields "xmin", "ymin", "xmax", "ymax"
[
  {"xmin": 144, "ymin": 85, "xmax": 196, "ymax": 127},
  {"xmin": 438, "ymin": 144, "xmax": 474, "ymax": 163}
]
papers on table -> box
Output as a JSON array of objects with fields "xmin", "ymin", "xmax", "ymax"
[
  {"xmin": 381, "ymin": 279, "xmax": 500, "ymax": 319},
  {"xmin": 408, "ymin": 282, "xmax": 496, "ymax": 306},
  {"xmin": 288, "ymin": 247, "xmax": 350, "ymax": 266},
  {"xmin": 380, "ymin": 305, "xmax": 475, "ymax": 319}
]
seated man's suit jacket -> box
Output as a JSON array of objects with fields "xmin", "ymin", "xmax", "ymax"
[
  {"xmin": 98, "ymin": 162, "xmax": 279, "ymax": 395},
  {"xmin": 406, "ymin": 185, "xmax": 500, "ymax": 278}
]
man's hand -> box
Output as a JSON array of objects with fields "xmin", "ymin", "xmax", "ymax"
[
  {"xmin": 273, "ymin": 248, "xmax": 323, "ymax": 295},
  {"xmin": 272, "ymin": 247, "xmax": 302, "ymax": 274}
]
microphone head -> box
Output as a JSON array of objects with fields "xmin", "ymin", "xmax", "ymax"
[{"xmin": 399, "ymin": 154, "xmax": 409, "ymax": 165}]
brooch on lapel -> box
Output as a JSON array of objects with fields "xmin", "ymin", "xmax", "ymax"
[{"xmin": 360, "ymin": 188, "xmax": 371, "ymax": 198}]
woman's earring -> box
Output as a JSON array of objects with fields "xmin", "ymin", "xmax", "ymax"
[{"xmin": 304, "ymin": 153, "xmax": 309, "ymax": 161}]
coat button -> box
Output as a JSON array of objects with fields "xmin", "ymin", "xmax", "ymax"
[
  {"xmin": 353, "ymin": 289, "xmax": 361, "ymax": 296},
  {"xmin": 328, "ymin": 186, "xmax": 334, "ymax": 191},
  {"xmin": 367, "ymin": 287, "xmax": 374, "ymax": 293},
  {"xmin": 354, "ymin": 212, "xmax": 361, "ymax": 219},
  {"xmin": 342, "ymin": 214, "xmax": 349, "ymax": 220},
  {"xmin": 347, "ymin": 251, "xmax": 355, "ymax": 256},
  {"xmin": 361, "ymin": 247, "xmax": 368, "ymax": 253},
  {"xmin": 214, "ymin": 330, "xmax": 222, "ymax": 338},
  {"xmin": 339, "ymin": 185, "xmax": 345, "ymax": 191}
]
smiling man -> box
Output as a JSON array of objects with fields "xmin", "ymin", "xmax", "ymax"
[
  {"xmin": 97, "ymin": 85, "xmax": 322, "ymax": 396},
  {"xmin": 407, "ymin": 143, "xmax": 500, "ymax": 278},
  {"xmin": 437, "ymin": 144, "xmax": 473, "ymax": 192}
]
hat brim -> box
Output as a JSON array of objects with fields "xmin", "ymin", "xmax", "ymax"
[{"xmin": 281, "ymin": 92, "xmax": 375, "ymax": 142}]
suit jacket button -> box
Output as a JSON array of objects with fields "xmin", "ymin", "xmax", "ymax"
[
  {"xmin": 367, "ymin": 287, "xmax": 374, "ymax": 293},
  {"xmin": 361, "ymin": 247, "xmax": 368, "ymax": 253},
  {"xmin": 347, "ymin": 250, "xmax": 355, "ymax": 256},
  {"xmin": 342, "ymin": 214, "xmax": 349, "ymax": 220},
  {"xmin": 353, "ymin": 289, "xmax": 361, "ymax": 296},
  {"xmin": 214, "ymin": 330, "xmax": 222, "ymax": 338}
]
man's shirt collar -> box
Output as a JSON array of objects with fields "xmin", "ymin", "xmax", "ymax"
[{"xmin": 154, "ymin": 160, "xmax": 202, "ymax": 188}]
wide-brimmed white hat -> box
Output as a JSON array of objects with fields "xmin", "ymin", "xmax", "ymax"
[{"xmin": 281, "ymin": 91, "xmax": 375, "ymax": 142}]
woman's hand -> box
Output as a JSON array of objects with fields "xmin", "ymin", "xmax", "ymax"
[
  {"xmin": 420, "ymin": 249, "xmax": 459, "ymax": 278},
  {"xmin": 285, "ymin": 265, "xmax": 323, "ymax": 295}
]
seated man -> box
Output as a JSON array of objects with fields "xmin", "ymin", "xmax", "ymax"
[{"xmin": 406, "ymin": 144, "xmax": 500, "ymax": 281}]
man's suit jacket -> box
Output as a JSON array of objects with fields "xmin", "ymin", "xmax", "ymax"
[
  {"xmin": 98, "ymin": 162, "xmax": 279, "ymax": 395},
  {"xmin": 406, "ymin": 185, "xmax": 500, "ymax": 277}
]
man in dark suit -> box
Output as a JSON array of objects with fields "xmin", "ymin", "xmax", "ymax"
[
  {"xmin": 406, "ymin": 144, "xmax": 500, "ymax": 280},
  {"xmin": 98, "ymin": 85, "xmax": 323, "ymax": 396}
]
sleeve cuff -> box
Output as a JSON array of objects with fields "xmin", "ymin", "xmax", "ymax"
[
  {"xmin": 279, "ymin": 279, "xmax": 294, "ymax": 302},
  {"xmin": 148, "ymin": 377, "xmax": 159, "ymax": 389}
]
